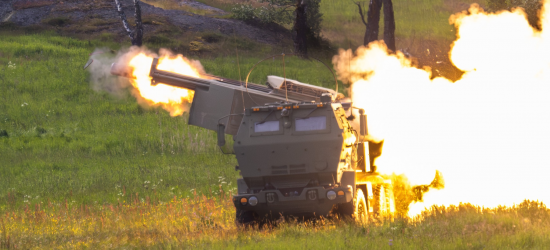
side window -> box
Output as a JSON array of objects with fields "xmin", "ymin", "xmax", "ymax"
[
  {"xmin": 295, "ymin": 116, "xmax": 327, "ymax": 131},
  {"xmin": 254, "ymin": 120, "xmax": 280, "ymax": 132}
]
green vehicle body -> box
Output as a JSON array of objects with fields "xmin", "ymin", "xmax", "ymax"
[{"xmin": 112, "ymin": 58, "xmax": 396, "ymax": 223}]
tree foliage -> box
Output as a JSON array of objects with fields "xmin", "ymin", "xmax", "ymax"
[
  {"xmin": 231, "ymin": 0, "xmax": 323, "ymax": 39},
  {"xmin": 487, "ymin": 0, "xmax": 543, "ymax": 29}
]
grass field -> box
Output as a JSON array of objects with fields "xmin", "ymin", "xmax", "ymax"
[
  {"xmin": 1, "ymin": 0, "xmax": 549, "ymax": 247},
  {"xmin": 1, "ymin": 29, "xmax": 549, "ymax": 250},
  {"xmin": 0, "ymin": 32, "xmax": 341, "ymax": 209}
]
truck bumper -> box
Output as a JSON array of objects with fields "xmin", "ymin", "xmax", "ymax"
[{"xmin": 233, "ymin": 186, "xmax": 353, "ymax": 218}]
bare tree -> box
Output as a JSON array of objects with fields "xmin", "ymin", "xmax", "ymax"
[
  {"xmin": 115, "ymin": 0, "xmax": 143, "ymax": 46},
  {"xmin": 355, "ymin": 0, "xmax": 395, "ymax": 51}
]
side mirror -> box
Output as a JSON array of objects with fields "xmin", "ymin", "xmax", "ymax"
[{"xmin": 217, "ymin": 124, "xmax": 226, "ymax": 147}]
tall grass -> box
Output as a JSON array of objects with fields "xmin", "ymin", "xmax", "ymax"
[{"xmin": 1, "ymin": 199, "xmax": 548, "ymax": 248}]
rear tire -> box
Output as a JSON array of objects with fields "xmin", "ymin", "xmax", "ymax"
[
  {"xmin": 354, "ymin": 188, "xmax": 368, "ymax": 223},
  {"xmin": 374, "ymin": 183, "xmax": 395, "ymax": 220}
]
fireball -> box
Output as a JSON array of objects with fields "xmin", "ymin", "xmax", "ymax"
[
  {"xmin": 334, "ymin": 0, "xmax": 550, "ymax": 216},
  {"xmin": 127, "ymin": 52, "xmax": 203, "ymax": 116}
]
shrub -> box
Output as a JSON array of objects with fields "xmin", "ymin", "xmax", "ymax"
[
  {"xmin": 231, "ymin": 4, "xmax": 256, "ymax": 21},
  {"xmin": 230, "ymin": 0, "xmax": 322, "ymax": 39}
]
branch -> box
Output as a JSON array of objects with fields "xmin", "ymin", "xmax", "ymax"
[
  {"xmin": 355, "ymin": 2, "xmax": 368, "ymax": 26},
  {"xmin": 115, "ymin": 0, "xmax": 134, "ymax": 40}
]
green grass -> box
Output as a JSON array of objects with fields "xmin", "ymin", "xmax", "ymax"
[
  {"xmin": 0, "ymin": 17, "xmax": 549, "ymax": 250},
  {"xmin": 0, "ymin": 33, "xmax": 238, "ymax": 208},
  {"xmin": 0, "ymin": 32, "xmax": 342, "ymax": 210},
  {"xmin": 320, "ymin": 0, "xmax": 487, "ymax": 47}
]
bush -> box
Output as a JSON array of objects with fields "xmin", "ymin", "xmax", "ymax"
[
  {"xmin": 231, "ymin": 4, "xmax": 256, "ymax": 21},
  {"xmin": 230, "ymin": 0, "xmax": 322, "ymax": 38}
]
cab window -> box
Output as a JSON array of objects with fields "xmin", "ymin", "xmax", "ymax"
[
  {"xmin": 254, "ymin": 120, "xmax": 280, "ymax": 132},
  {"xmin": 295, "ymin": 116, "xmax": 326, "ymax": 131}
]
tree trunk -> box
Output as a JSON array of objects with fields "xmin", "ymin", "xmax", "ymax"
[
  {"xmin": 114, "ymin": 0, "xmax": 143, "ymax": 46},
  {"xmin": 365, "ymin": 0, "xmax": 382, "ymax": 45},
  {"xmin": 293, "ymin": 0, "xmax": 308, "ymax": 58},
  {"xmin": 383, "ymin": 0, "xmax": 395, "ymax": 51}
]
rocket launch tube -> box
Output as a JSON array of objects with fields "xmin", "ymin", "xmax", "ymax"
[{"xmin": 148, "ymin": 58, "xmax": 211, "ymax": 90}]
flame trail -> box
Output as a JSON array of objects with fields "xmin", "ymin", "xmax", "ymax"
[
  {"xmin": 334, "ymin": 0, "xmax": 550, "ymax": 216},
  {"xmin": 122, "ymin": 48, "xmax": 204, "ymax": 116}
]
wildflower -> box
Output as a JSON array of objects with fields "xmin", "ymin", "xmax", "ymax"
[
  {"xmin": 8, "ymin": 61, "xmax": 16, "ymax": 70},
  {"xmin": 21, "ymin": 102, "xmax": 28, "ymax": 107}
]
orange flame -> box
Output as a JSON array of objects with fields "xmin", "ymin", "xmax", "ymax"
[
  {"xmin": 127, "ymin": 52, "xmax": 203, "ymax": 116},
  {"xmin": 334, "ymin": 0, "xmax": 550, "ymax": 216}
]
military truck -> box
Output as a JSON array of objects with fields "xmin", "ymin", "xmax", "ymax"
[{"xmin": 113, "ymin": 57, "xmax": 398, "ymax": 224}]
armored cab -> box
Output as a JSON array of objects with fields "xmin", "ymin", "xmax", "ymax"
[{"xmin": 233, "ymin": 100, "xmax": 356, "ymax": 218}]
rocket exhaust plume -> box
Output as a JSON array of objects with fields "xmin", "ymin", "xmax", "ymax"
[
  {"xmin": 334, "ymin": 0, "xmax": 550, "ymax": 216},
  {"xmin": 94, "ymin": 47, "xmax": 205, "ymax": 116}
]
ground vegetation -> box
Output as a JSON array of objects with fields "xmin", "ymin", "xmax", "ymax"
[{"xmin": 1, "ymin": 0, "xmax": 542, "ymax": 247}]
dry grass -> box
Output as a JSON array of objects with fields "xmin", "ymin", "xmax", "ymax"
[
  {"xmin": 1, "ymin": 199, "xmax": 549, "ymax": 249},
  {"xmin": 0, "ymin": 191, "xmax": 235, "ymax": 248}
]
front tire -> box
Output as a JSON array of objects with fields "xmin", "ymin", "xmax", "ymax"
[
  {"xmin": 334, "ymin": 188, "xmax": 369, "ymax": 223},
  {"xmin": 235, "ymin": 207, "xmax": 256, "ymax": 227}
]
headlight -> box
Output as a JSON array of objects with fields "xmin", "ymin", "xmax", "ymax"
[
  {"xmin": 327, "ymin": 190, "xmax": 337, "ymax": 200},
  {"xmin": 249, "ymin": 196, "xmax": 258, "ymax": 206}
]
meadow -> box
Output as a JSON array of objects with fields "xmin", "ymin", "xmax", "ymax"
[{"xmin": 1, "ymin": 0, "xmax": 549, "ymax": 247}]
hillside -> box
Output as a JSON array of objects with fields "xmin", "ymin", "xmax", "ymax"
[{"xmin": 0, "ymin": 0, "xmax": 486, "ymax": 80}]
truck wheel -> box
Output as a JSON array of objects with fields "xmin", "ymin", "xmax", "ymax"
[
  {"xmin": 374, "ymin": 184, "xmax": 388, "ymax": 217},
  {"xmin": 235, "ymin": 208, "xmax": 256, "ymax": 227},
  {"xmin": 354, "ymin": 188, "xmax": 368, "ymax": 223},
  {"xmin": 374, "ymin": 183, "xmax": 396, "ymax": 219}
]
